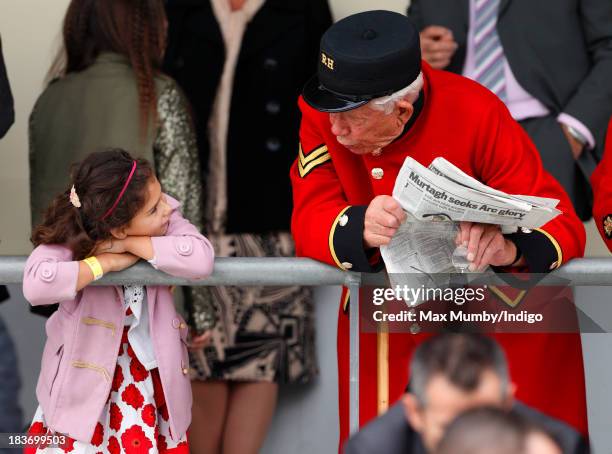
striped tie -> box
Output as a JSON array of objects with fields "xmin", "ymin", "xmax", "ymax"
[{"xmin": 473, "ymin": 0, "xmax": 507, "ymax": 102}]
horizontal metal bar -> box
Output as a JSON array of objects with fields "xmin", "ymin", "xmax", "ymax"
[
  {"xmin": 0, "ymin": 256, "xmax": 357, "ymax": 286},
  {"xmin": 2, "ymin": 256, "xmax": 612, "ymax": 287}
]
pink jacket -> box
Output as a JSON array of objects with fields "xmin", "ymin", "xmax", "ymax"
[{"xmin": 22, "ymin": 196, "xmax": 214, "ymax": 442}]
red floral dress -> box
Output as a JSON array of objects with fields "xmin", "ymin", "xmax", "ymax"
[{"xmin": 25, "ymin": 286, "xmax": 189, "ymax": 454}]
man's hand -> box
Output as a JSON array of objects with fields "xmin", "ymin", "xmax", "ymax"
[
  {"xmin": 419, "ymin": 26, "xmax": 458, "ymax": 69},
  {"xmin": 364, "ymin": 195, "xmax": 407, "ymax": 249},
  {"xmin": 560, "ymin": 124, "xmax": 585, "ymax": 160},
  {"xmin": 456, "ymin": 222, "xmax": 522, "ymax": 271}
]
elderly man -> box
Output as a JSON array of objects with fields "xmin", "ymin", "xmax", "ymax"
[
  {"xmin": 407, "ymin": 0, "xmax": 612, "ymax": 221},
  {"xmin": 290, "ymin": 10, "xmax": 587, "ymax": 448},
  {"xmin": 591, "ymin": 117, "xmax": 612, "ymax": 252},
  {"xmin": 343, "ymin": 334, "xmax": 588, "ymax": 454}
]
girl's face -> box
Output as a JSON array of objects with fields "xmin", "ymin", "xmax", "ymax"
[{"xmin": 118, "ymin": 177, "xmax": 172, "ymax": 238}]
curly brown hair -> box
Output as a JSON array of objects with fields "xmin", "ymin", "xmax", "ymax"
[
  {"xmin": 49, "ymin": 0, "xmax": 167, "ymax": 140},
  {"xmin": 32, "ymin": 149, "xmax": 154, "ymax": 260}
]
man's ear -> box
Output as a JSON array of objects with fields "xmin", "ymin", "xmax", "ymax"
[
  {"xmin": 402, "ymin": 393, "xmax": 425, "ymax": 432},
  {"xmin": 503, "ymin": 382, "xmax": 517, "ymax": 410},
  {"xmin": 110, "ymin": 226, "xmax": 128, "ymax": 240},
  {"xmin": 396, "ymin": 99, "xmax": 414, "ymax": 126}
]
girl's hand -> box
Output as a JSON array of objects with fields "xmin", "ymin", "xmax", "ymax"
[
  {"xmin": 93, "ymin": 238, "xmax": 128, "ymax": 255},
  {"xmin": 77, "ymin": 253, "xmax": 139, "ymax": 291},
  {"xmin": 189, "ymin": 330, "xmax": 212, "ymax": 351},
  {"xmin": 121, "ymin": 236, "xmax": 154, "ymax": 261},
  {"xmin": 98, "ymin": 252, "xmax": 140, "ymax": 273}
]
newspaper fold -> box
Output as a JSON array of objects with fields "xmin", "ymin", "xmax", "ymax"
[{"xmin": 381, "ymin": 157, "xmax": 561, "ymax": 282}]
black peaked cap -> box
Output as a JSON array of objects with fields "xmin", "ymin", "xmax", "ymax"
[{"xmin": 303, "ymin": 10, "xmax": 422, "ymax": 113}]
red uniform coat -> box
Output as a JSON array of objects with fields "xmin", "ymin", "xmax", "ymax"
[
  {"xmin": 591, "ymin": 117, "xmax": 612, "ymax": 252},
  {"xmin": 290, "ymin": 63, "xmax": 587, "ymax": 447}
]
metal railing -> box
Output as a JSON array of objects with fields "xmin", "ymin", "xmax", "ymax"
[{"xmin": 2, "ymin": 256, "xmax": 612, "ymax": 435}]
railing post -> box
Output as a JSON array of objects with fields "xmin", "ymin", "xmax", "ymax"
[{"xmin": 346, "ymin": 272, "xmax": 362, "ymax": 436}]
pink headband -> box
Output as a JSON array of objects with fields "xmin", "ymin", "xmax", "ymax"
[{"xmin": 100, "ymin": 160, "xmax": 137, "ymax": 220}]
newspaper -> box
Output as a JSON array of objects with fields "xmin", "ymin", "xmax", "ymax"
[
  {"xmin": 381, "ymin": 157, "xmax": 562, "ymax": 281},
  {"xmin": 381, "ymin": 212, "xmax": 460, "ymax": 294},
  {"xmin": 393, "ymin": 157, "xmax": 560, "ymax": 229}
]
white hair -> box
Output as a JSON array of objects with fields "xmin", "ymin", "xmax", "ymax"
[{"xmin": 368, "ymin": 72, "xmax": 424, "ymax": 115}]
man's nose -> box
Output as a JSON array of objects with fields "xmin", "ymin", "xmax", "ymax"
[{"xmin": 330, "ymin": 114, "xmax": 349, "ymax": 136}]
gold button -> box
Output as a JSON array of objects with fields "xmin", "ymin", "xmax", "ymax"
[
  {"xmin": 339, "ymin": 214, "xmax": 349, "ymax": 227},
  {"xmin": 179, "ymin": 323, "xmax": 186, "ymax": 329},
  {"xmin": 520, "ymin": 227, "xmax": 532, "ymax": 234},
  {"xmin": 341, "ymin": 262, "xmax": 353, "ymax": 270},
  {"xmin": 182, "ymin": 367, "xmax": 189, "ymax": 375},
  {"xmin": 371, "ymin": 168, "xmax": 384, "ymax": 180}
]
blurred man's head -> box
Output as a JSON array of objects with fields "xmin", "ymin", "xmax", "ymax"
[
  {"xmin": 402, "ymin": 333, "xmax": 515, "ymax": 451},
  {"xmin": 435, "ymin": 407, "xmax": 524, "ymax": 454},
  {"xmin": 435, "ymin": 407, "xmax": 563, "ymax": 454}
]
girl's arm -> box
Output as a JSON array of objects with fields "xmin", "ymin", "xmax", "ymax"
[
  {"xmin": 23, "ymin": 245, "xmax": 138, "ymax": 306},
  {"xmin": 75, "ymin": 253, "xmax": 139, "ymax": 291},
  {"xmin": 131, "ymin": 199, "xmax": 215, "ymax": 280},
  {"xmin": 23, "ymin": 245, "xmax": 79, "ymax": 306},
  {"xmin": 121, "ymin": 236, "xmax": 154, "ymax": 262}
]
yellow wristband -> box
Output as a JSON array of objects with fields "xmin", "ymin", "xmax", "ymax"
[{"xmin": 83, "ymin": 256, "xmax": 104, "ymax": 281}]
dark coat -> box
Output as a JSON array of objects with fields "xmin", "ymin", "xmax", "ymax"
[{"xmin": 163, "ymin": 0, "xmax": 332, "ymax": 233}]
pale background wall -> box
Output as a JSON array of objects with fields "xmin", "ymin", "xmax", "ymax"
[
  {"xmin": 0, "ymin": 1, "xmax": 66, "ymax": 254},
  {"xmin": 330, "ymin": 0, "xmax": 409, "ymax": 20}
]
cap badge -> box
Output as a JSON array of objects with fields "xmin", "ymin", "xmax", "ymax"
[{"xmin": 321, "ymin": 52, "xmax": 335, "ymax": 70}]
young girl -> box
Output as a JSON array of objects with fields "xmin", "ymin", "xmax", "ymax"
[{"xmin": 23, "ymin": 149, "xmax": 215, "ymax": 453}]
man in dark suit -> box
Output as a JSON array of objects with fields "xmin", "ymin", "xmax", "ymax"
[
  {"xmin": 343, "ymin": 333, "xmax": 589, "ymax": 454},
  {"xmin": 407, "ymin": 0, "xmax": 612, "ymax": 220}
]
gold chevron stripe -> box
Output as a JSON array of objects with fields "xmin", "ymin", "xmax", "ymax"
[
  {"xmin": 298, "ymin": 143, "xmax": 328, "ymax": 165},
  {"xmin": 489, "ymin": 286, "xmax": 527, "ymax": 308},
  {"xmin": 298, "ymin": 152, "xmax": 331, "ymax": 177}
]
